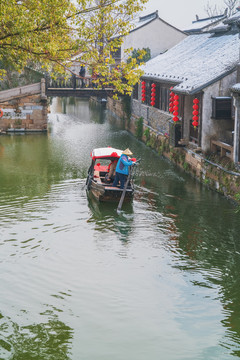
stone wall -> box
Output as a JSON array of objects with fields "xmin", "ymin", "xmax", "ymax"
[
  {"xmin": 132, "ymin": 99, "xmax": 171, "ymax": 135},
  {"xmin": 107, "ymin": 95, "xmax": 240, "ymax": 203},
  {"xmin": 107, "ymin": 97, "xmax": 127, "ymax": 121},
  {"xmin": 0, "ymin": 80, "xmax": 48, "ymax": 132}
]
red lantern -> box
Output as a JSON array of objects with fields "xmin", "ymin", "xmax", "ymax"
[
  {"xmin": 170, "ymin": 91, "xmax": 179, "ymax": 121},
  {"xmin": 192, "ymin": 120, "xmax": 198, "ymax": 127},
  {"xmin": 169, "ymin": 89, "xmax": 175, "ymax": 113},
  {"xmin": 192, "ymin": 98, "xmax": 199, "ymax": 128},
  {"xmin": 150, "ymin": 83, "xmax": 156, "ymax": 106},
  {"xmin": 141, "ymin": 81, "xmax": 146, "ymax": 103}
]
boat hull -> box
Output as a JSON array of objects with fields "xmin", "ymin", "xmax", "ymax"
[{"xmin": 88, "ymin": 180, "xmax": 134, "ymax": 202}]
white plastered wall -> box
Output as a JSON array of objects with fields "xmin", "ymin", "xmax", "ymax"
[
  {"xmin": 121, "ymin": 18, "xmax": 187, "ymax": 60},
  {"xmin": 201, "ymin": 71, "xmax": 237, "ymax": 152}
]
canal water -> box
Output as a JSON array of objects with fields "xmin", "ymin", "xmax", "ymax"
[{"xmin": 1, "ymin": 97, "xmax": 240, "ymax": 360}]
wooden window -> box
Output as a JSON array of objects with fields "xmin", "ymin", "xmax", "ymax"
[
  {"xmin": 154, "ymin": 83, "xmax": 160, "ymax": 109},
  {"xmin": 189, "ymin": 119, "xmax": 199, "ymax": 143},
  {"xmin": 145, "ymin": 81, "xmax": 151, "ymax": 106},
  {"xmin": 111, "ymin": 46, "xmax": 121, "ymax": 60},
  {"xmin": 159, "ymin": 85, "xmax": 183, "ymax": 116},
  {"xmin": 212, "ymin": 97, "xmax": 232, "ymax": 119},
  {"xmin": 159, "ymin": 87, "xmax": 169, "ymax": 112}
]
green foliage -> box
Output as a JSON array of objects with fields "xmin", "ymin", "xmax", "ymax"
[
  {"xmin": 234, "ymin": 192, "xmax": 240, "ymax": 213},
  {"xmin": 127, "ymin": 47, "xmax": 151, "ymax": 65},
  {"xmin": 0, "ymin": 64, "xmax": 43, "ymax": 90},
  {"xmin": 183, "ymin": 161, "xmax": 190, "ymax": 171},
  {"xmin": 234, "ymin": 192, "xmax": 240, "ymax": 202},
  {"xmin": 203, "ymin": 178, "xmax": 210, "ymax": 185},
  {"xmin": 146, "ymin": 133, "xmax": 157, "ymax": 148},
  {"xmin": 135, "ymin": 116, "xmax": 143, "ymax": 140},
  {"xmin": 143, "ymin": 127, "xmax": 150, "ymax": 141},
  {"xmin": 0, "ymin": 0, "xmax": 147, "ymax": 95}
]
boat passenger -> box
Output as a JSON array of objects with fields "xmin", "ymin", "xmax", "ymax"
[
  {"xmin": 112, "ymin": 148, "xmax": 133, "ymax": 189},
  {"xmin": 105, "ymin": 159, "xmax": 118, "ymax": 183}
]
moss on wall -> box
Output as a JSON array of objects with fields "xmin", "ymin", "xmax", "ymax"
[{"xmin": 109, "ymin": 97, "xmax": 240, "ymax": 204}]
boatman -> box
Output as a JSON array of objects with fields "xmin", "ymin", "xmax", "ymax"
[{"xmin": 112, "ymin": 148, "xmax": 134, "ymax": 189}]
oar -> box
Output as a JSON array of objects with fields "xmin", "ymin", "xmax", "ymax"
[{"xmin": 117, "ymin": 166, "xmax": 132, "ymax": 212}]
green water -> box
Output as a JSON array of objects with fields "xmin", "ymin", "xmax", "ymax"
[{"xmin": 0, "ymin": 97, "xmax": 240, "ymax": 360}]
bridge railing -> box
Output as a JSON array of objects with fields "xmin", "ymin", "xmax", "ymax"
[
  {"xmin": 46, "ymin": 75, "xmax": 96, "ymax": 89},
  {"xmin": 0, "ymin": 82, "xmax": 42, "ymax": 103}
]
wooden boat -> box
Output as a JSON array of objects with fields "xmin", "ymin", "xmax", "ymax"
[{"xmin": 86, "ymin": 147, "xmax": 135, "ymax": 202}]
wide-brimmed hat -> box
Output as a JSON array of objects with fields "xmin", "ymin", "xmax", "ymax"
[{"xmin": 122, "ymin": 148, "xmax": 133, "ymax": 156}]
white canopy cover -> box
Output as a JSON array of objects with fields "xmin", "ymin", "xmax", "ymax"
[{"xmin": 91, "ymin": 147, "xmax": 123, "ymax": 160}]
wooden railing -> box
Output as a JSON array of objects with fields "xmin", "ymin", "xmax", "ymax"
[
  {"xmin": 45, "ymin": 76, "xmax": 113, "ymax": 97},
  {"xmin": 46, "ymin": 76, "xmax": 95, "ymax": 89},
  {"xmin": 210, "ymin": 139, "xmax": 233, "ymax": 159}
]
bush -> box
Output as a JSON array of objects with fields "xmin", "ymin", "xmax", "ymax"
[{"xmin": 135, "ymin": 117, "xmax": 143, "ymax": 139}]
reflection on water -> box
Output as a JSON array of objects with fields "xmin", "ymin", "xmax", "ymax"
[
  {"xmin": 0, "ymin": 311, "xmax": 73, "ymax": 360},
  {"xmin": 87, "ymin": 193, "xmax": 134, "ymax": 242},
  {"xmin": 0, "ymin": 97, "xmax": 240, "ymax": 359}
]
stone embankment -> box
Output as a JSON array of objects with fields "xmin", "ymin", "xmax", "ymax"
[
  {"xmin": 0, "ymin": 79, "xmax": 48, "ymax": 133},
  {"xmin": 107, "ymin": 96, "xmax": 240, "ymax": 204}
]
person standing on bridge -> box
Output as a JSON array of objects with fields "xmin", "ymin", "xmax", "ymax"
[{"xmin": 79, "ymin": 65, "xmax": 86, "ymax": 88}]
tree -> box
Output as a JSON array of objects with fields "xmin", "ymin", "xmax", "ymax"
[
  {"xmin": 0, "ymin": 0, "xmax": 77, "ymax": 75},
  {"xmin": 71, "ymin": 0, "xmax": 148, "ymax": 97},
  {"xmin": 128, "ymin": 48, "xmax": 151, "ymax": 65},
  {"xmin": 224, "ymin": 0, "xmax": 239, "ymax": 16},
  {"xmin": 0, "ymin": 0, "xmax": 148, "ymax": 96},
  {"xmin": 205, "ymin": 0, "xmax": 239, "ymax": 17}
]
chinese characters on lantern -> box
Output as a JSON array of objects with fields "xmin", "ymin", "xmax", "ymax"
[{"xmin": 192, "ymin": 98, "xmax": 199, "ymax": 128}]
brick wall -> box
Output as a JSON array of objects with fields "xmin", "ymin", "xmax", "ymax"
[{"xmin": 0, "ymin": 94, "xmax": 48, "ymax": 132}]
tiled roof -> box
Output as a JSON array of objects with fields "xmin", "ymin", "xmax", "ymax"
[
  {"xmin": 133, "ymin": 11, "xmax": 158, "ymax": 30},
  {"xmin": 183, "ymin": 14, "xmax": 226, "ymax": 33},
  {"xmin": 232, "ymin": 83, "xmax": 240, "ymax": 93},
  {"xmin": 142, "ymin": 29, "xmax": 239, "ymax": 94}
]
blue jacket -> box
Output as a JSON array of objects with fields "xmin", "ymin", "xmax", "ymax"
[{"xmin": 115, "ymin": 154, "xmax": 132, "ymax": 175}]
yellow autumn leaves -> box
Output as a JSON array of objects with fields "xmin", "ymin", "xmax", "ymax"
[{"xmin": 0, "ymin": 0, "xmax": 148, "ymax": 95}]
